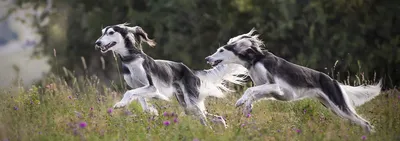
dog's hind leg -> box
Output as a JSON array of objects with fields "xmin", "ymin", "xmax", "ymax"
[
  {"xmin": 317, "ymin": 76, "xmax": 374, "ymax": 132},
  {"xmin": 195, "ymin": 100, "xmax": 228, "ymax": 128},
  {"xmin": 317, "ymin": 95, "xmax": 374, "ymax": 132}
]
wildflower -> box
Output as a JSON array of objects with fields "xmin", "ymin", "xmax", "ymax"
[
  {"xmin": 68, "ymin": 96, "xmax": 72, "ymax": 99},
  {"xmin": 173, "ymin": 117, "xmax": 178, "ymax": 123},
  {"xmin": 361, "ymin": 135, "xmax": 367, "ymax": 140},
  {"xmin": 277, "ymin": 129, "xmax": 281, "ymax": 133},
  {"xmin": 303, "ymin": 109, "xmax": 306, "ymax": 114},
  {"xmin": 246, "ymin": 113, "xmax": 251, "ymax": 118},
  {"xmin": 296, "ymin": 129, "xmax": 301, "ymax": 133},
  {"xmin": 193, "ymin": 138, "xmax": 200, "ymax": 141},
  {"xmin": 163, "ymin": 120, "xmax": 170, "ymax": 126},
  {"xmin": 13, "ymin": 106, "xmax": 18, "ymax": 110},
  {"xmin": 79, "ymin": 122, "xmax": 87, "ymax": 128},
  {"xmin": 241, "ymin": 123, "xmax": 246, "ymax": 127},
  {"xmin": 163, "ymin": 112, "xmax": 169, "ymax": 117},
  {"xmin": 107, "ymin": 108, "xmax": 113, "ymax": 114},
  {"xmin": 90, "ymin": 107, "xmax": 94, "ymax": 111}
]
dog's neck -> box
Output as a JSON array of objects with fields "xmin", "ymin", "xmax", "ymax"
[{"xmin": 113, "ymin": 36, "xmax": 146, "ymax": 62}]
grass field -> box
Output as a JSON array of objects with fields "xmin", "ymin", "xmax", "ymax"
[{"xmin": 0, "ymin": 75, "xmax": 399, "ymax": 141}]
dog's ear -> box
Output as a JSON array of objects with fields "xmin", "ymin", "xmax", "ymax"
[
  {"xmin": 238, "ymin": 47, "xmax": 257, "ymax": 59},
  {"xmin": 237, "ymin": 46, "xmax": 263, "ymax": 60},
  {"xmin": 126, "ymin": 26, "xmax": 156, "ymax": 47}
]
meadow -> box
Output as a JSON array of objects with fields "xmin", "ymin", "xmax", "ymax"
[{"xmin": 0, "ymin": 75, "xmax": 399, "ymax": 141}]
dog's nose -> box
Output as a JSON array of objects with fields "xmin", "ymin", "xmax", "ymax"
[
  {"xmin": 205, "ymin": 56, "xmax": 211, "ymax": 62},
  {"xmin": 95, "ymin": 41, "xmax": 102, "ymax": 46}
]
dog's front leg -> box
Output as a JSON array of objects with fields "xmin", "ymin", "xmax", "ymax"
[
  {"xmin": 113, "ymin": 86, "xmax": 158, "ymax": 108},
  {"xmin": 235, "ymin": 83, "xmax": 283, "ymax": 115},
  {"xmin": 138, "ymin": 98, "xmax": 159, "ymax": 115}
]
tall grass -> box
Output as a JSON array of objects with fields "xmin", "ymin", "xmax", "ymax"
[{"xmin": 0, "ymin": 74, "xmax": 399, "ymax": 141}]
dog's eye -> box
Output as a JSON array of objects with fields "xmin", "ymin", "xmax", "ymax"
[
  {"xmin": 109, "ymin": 31, "xmax": 114, "ymax": 35},
  {"xmin": 219, "ymin": 50, "xmax": 224, "ymax": 53}
]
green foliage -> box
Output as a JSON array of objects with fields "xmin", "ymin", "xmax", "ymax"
[
  {"xmin": 1, "ymin": 75, "xmax": 400, "ymax": 140},
  {"xmin": 11, "ymin": 0, "xmax": 400, "ymax": 87}
]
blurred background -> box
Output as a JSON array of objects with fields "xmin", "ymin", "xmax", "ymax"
[{"xmin": 0, "ymin": 0, "xmax": 399, "ymax": 88}]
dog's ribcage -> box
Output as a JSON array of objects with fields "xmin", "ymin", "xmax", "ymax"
[
  {"xmin": 249, "ymin": 62, "xmax": 319, "ymax": 101},
  {"xmin": 123, "ymin": 58, "xmax": 176, "ymax": 98}
]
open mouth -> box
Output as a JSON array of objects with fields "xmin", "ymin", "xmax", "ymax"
[
  {"xmin": 211, "ymin": 60, "xmax": 223, "ymax": 67},
  {"xmin": 99, "ymin": 42, "xmax": 116, "ymax": 52}
]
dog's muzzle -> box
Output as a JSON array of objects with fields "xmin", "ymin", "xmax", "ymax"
[
  {"xmin": 95, "ymin": 41, "xmax": 116, "ymax": 53},
  {"xmin": 205, "ymin": 56, "xmax": 222, "ymax": 67}
]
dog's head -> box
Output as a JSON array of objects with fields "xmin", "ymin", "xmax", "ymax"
[
  {"xmin": 205, "ymin": 28, "xmax": 264, "ymax": 67},
  {"xmin": 95, "ymin": 23, "xmax": 156, "ymax": 54}
]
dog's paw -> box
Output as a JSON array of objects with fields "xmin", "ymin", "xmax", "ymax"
[
  {"xmin": 235, "ymin": 97, "xmax": 247, "ymax": 107},
  {"xmin": 145, "ymin": 106, "xmax": 159, "ymax": 116},
  {"xmin": 113, "ymin": 101, "xmax": 127, "ymax": 109},
  {"xmin": 211, "ymin": 116, "xmax": 228, "ymax": 128}
]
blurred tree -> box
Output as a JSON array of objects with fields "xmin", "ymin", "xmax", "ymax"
[{"xmin": 9, "ymin": 0, "xmax": 400, "ymax": 88}]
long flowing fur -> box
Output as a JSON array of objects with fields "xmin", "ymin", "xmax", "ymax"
[
  {"xmin": 195, "ymin": 64, "xmax": 248, "ymax": 98},
  {"xmin": 340, "ymin": 80, "xmax": 382, "ymax": 107}
]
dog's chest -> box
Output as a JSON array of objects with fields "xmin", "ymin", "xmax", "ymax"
[{"xmin": 249, "ymin": 63, "xmax": 269, "ymax": 85}]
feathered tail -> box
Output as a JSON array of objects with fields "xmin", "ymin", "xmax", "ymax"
[
  {"xmin": 340, "ymin": 80, "xmax": 382, "ymax": 107},
  {"xmin": 195, "ymin": 64, "xmax": 248, "ymax": 98}
]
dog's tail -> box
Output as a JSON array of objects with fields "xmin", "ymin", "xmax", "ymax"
[
  {"xmin": 195, "ymin": 64, "xmax": 248, "ymax": 98},
  {"xmin": 340, "ymin": 80, "xmax": 382, "ymax": 107}
]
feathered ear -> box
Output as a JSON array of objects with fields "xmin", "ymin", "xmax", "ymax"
[
  {"xmin": 126, "ymin": 26, "xmax": 156, "ymax": 47},
  {"xmin": 237, "ymin": 46, "xmax": 264, "ymax": 61},
  {"xmin": 237, "ymin": 47, "xmax": 256, "ymax": 59}
]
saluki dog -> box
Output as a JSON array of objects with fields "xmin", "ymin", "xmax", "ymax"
[
  {"xmin": 205, "ymin": 29, "xmax": 381, "ymax": 132},
  {"xmin": 95, "ymin": 23, "xmax": 247, "ymax": 127}
]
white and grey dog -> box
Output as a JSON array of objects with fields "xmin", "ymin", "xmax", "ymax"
[
  {"xmin": 95, "ymin": 23, "xmax": 247, "ymax": 127},
  {"xmin": 205, "ymin": 29, "xmax": 382, "ymax": 132}
]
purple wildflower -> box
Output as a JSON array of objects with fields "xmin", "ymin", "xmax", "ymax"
[
  {"xmin": 107, "ymin": 108, "xmax": 113, "ymax": 114},
  {"xmin": 90, "ymin": 107, "xmax": 94, "ymax": 111},
  {"xmin": 163, "ymin": 120, "xmax": 170, "ymax": 126},
  {"xmin": 296, "ymin": 129, "xmax": 301, "ymax": 133},
  {"xmin": 163, "ymin": 112, "xmax": 169, "ymax": 117},
  {"xmin": 173, "ymin": 117, "xmax": 178, "ymax": 123},
  {"xmin": 246, "ymin": 113, "xmax": 251, "ymax": 118},
  {"xmin": 361, "ymin": 135, "xmax": 367, "ymax": 140},
  {"xmin": 13, "ymin": 106, "xmax": 18, "ymax": 110},
  {"xmin": 277, "ymin": 129, "xmax": 281, "ymax": 133},
  {"xmin": 241, "ymin": 123, "xmax": 246, "ymax": 127},
  {"xmin": 303, "ymin": 109, "xmax": 307, "ymax": 114},
  {"xmin": 68, "ymin": 96, "xmax": 72, "ymax": 99},
  {"xmin": 193, "ymin": 138, "xmax": 200, "ymax": 141},
  {"xmin": 79, "ymin": 122, "xmax": 87, "ymax": 128}
]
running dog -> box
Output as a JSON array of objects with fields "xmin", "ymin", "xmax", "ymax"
[
  {"xmin": 95, "ymin": 23, "xmax": 247, "ymax": 127},
  {"xmin": 205, "ymin": 29, "xmax": 381, "ymax": 132}
]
